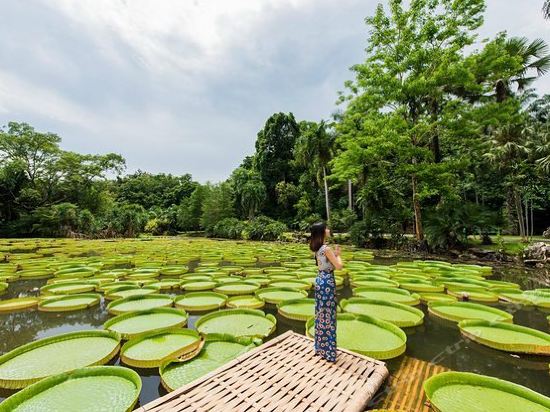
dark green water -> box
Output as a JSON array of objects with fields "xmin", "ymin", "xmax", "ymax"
[{"xmin": 0, "ymin": 257, "xmax": 549, "ymax": 409}]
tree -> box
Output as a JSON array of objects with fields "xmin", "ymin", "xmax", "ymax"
[
  {"xmin": 294, "ymin": 121, "xmax": 334, "ymax": 222},
  {"xmin": 334, "ymin": 0, "xmax": 485, "ymax": 242},
  {"xmin": 116, "ymin": 172, "xmax": 196, "ymax": 209},
  {"xmin": 230, "ymin": 168, "xmax": 266, "ymax": 219},
  {"xmin": 254, "ymin": 113, "xmax": 300, "ymax": 216},
  {"xmin": 201, "ymin": 183, "xmax": 235, "ymax": 230},
  {"xmin": 544, "ymin": 1, "xmax": 550, "ymax": 19}
]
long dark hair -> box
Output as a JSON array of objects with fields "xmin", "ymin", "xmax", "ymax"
[{"xmin": 309, "ymin": 221, "xmax": 327, "ymax": 253}]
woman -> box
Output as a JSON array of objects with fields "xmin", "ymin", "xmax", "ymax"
[{"xmin": 309, "ymin": 222, "xmax": 343, "ymax": 362}]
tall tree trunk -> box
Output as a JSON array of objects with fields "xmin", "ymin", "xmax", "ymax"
[
  {"xmin": 323, "ymin": 167, "xmax": 330, "ymax": 223},
  {"xmin": 348, "ymin": 180, "xmax": 353, "ymax": 211},
  {"xmin": 513, "ymin": 189, "xmax": 526, "ymax": 241},
  {"xmin": 530, "ymin": 199, "xmax": 534, "ymax": 239},
  {"xmin": 523, "ymin": 197, "xmax": 529, "ymax": 241},
  {"xmin": 412, "ymin": 173, "xmax": 424, "ymax": 241}
]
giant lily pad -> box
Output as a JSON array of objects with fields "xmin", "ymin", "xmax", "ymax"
[
  {"xmin": 160, "ymin": 334, "xmax": 258, "ymax": 391},
  {"xmin": 493, "ymin": 288, "xmax": 533, "ymax": 305},
  {"xmin": 120, "ymin": 329, "xmax": 202, "ymax": 368},
  {"xmin": 38, "ymin": 294, "xmax": 101, "ymax": 312},
  {"xmin": 107, "ymin": 294, "xmax": 173, "ymax": 315},
  {"xmin": 180, "ymin": 280, "xmax": 216, "ymax": 291},
  {"xmin": 428, "ymin": 301, "xmax": 513, "ymax": 323},
  {"xmin": 458, "ymin": 319, "xmax": 550, "ymax": 355},
  {"xmin": 148, "ymin": 278, "xmax": 182, "ymax": 290},
  {"xmin": 0, "ymin": 297, "xmax": 38, "ymax": 313},
  {"xmin": 277, "ymin": 298, "xmax": 315, "ymax": 321},
  {"xmin": 398, "ymin": 280, "xmax": 444, "ymax": 293},
  {"xmin": 306, "ymin": 313, "xmax": 406, "ymax": 360},
  {"xmin": 447, "ymin": 289, "xmax": 499, "ymax": 303},
  {"xmin": 424, "ymin": 371, "xmax": 550, "ymax": 412},
  {"xmin": 174, "ymin": 292, "xmax": 227, "ymax": 312},
  {"xmin": 104, "ymin": 285, "xmax": 160, "ymax": 300},
  {"xmin": 523, "ymin": 290, "xmax": 550, "ymax": 308},
  {"xmin": 268, "ymin": 279, "xmax": 311, "ymax": 290},
  {"xmin": 226, "ymin": 295, "xmax": 265, "ymax": 309},
  {"xmin": 0, "ymin": 366, "xmax": 141, "ymax": 412},
  {"xmin": 418, "ymin": 293, "xmax": 457, "ymax": 304},
  {"xmin": 353, "ymin": 287, "xmax": 420, "ymax": 305},
  {"xmin": 40, "ymin": 281, "xmax": 96, "ymax": 296},
  {"xmin": 0, "ymin": 330, "xmax": 121, "ymax": 389},
  {"xmin": 255, "ymin": 287, "xmax": 308, "ymax": 304},
  {"xmin": 213, "ymin": 281, "xmax": 260, "ymax": 295},
  {"xmin": 340, "ymin": 298, "xmax": 424, "ymax": 327},
  {"xmin": 104, "ymin": 308, "xmax": 188, "ymax": 339},
  {"xmin": 195, "ymin": 308, "xmax": 276, "ymax": 338}
]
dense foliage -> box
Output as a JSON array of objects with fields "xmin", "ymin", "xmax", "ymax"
[{"xmin": 1, "ymin": 0, "xmax": 549, "ymax": 250}]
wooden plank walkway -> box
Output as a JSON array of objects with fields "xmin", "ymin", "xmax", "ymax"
[
  {"xmin": 377, "ymin": 356, "xmax": 449, "ymax": 412},
  {"xmin": 139, "ymin": 330, "xmax": 389, "ymax": 412}
]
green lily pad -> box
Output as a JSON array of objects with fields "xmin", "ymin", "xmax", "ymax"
[
  {"xmin": 268, "ymin": 279, "xmax": 311, "ymax": 290},
  {"xmin": 523, "ymin": 290, "xmax": 550, "ymax": 308},
  {"xmin": 181, "ymin": 280, "xmax": 217, "ymax": 291},
  {"xmin": 255, "ymin": 287, "xmax": 308, "ymax": 304},
  {"xmin": 196, "ymin": 308, "xmax": 276, "ymax": 338},
  {"xmin": 447, "ymin": 289, "xmax": 499, "ymax": 303},
  {"xmin": 174, "ymin": 292, "xmax": 227, "ymax": 312},
  {"xmin": 399, "ymin": 280, "xmax": 444, "ymax": 293},
  {"xmin": 160, "ymin": 334, "xmax": 258, "ymax": 391},
  {"xmin": 350, "ymin": 277, "xmax": 399, "ymax": 288},
  {"xmin": 213, "ymin": 281, "xmax": 260, "ymax": 295},
  {"xmin": 38, "ymin": 294, "xmax": 101, "ymax": 312},
  {"xmin": 493, "ymin": 288, "xmax": 533, "ymax": 305},
  {"xmin": 120, "ymin": 329, "xmax": 202, "ymax": 368},
  {"xmin": 428, "ymin": 301, "xmax": 513, "ymax": 323},
  {"xmin": 418, "ymin": 293, "xmax": 457, "ymax": 304},
  {"xmin": 340, "ymin": 298, "xmax": 424, "ymax": 327},
  {"xmin": 104, "ymin": 308, "xmax": 188, "ymax": 339},
  {"xmin": 459, "ymin": 319, "xmax": 550, "ymax": 355},
  {"xmin": 277, "ymin": 298, "xmax": 315, "ymax": 321},
  {"xmin": 226, "ymin": 295, "xmax": 265, "ymax": 309},
  {"xmin": 0, "ymin": 330, "xmax": 121, "ymax": 389},
  {"xmin": 353, "ymin": 287, "xmax": 420, "ymax": 305},
  {"xmin": 40, "ymin": 281, "xmax": 96, "ymax": 296},
  {"xmin": 148, "ymin": 278, "xmax": 182, "ymax": 290},
  {"xmin": 107, "ymin": 294, "xmax": 173, "ymax": 315},
  {"xmin": 306, "ymin": 313, "xmax": 406, "ymax": 360},
  {"xmin": 0, "ymin": 297, "xmax": 39, "ymax": 312},
  {"xmin": 0, "ymin": 366, "xmax": 141, "ymax": 412},
  {"xmin": 424, "ymin": 371, "xmax": 550, "ymax": 412},
  {"xmin": 105, "ymin": 285, "xmax": 160, "ymax": 300}
]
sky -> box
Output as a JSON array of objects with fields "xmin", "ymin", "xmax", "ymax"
[{"xmin": 1, "ymin": 0, "xmax": 549, "ymax": 182}]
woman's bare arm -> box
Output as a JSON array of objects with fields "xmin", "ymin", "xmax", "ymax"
[{"xmin": 325, "ymin": 246, "xmax": 343, "ymax": 270}]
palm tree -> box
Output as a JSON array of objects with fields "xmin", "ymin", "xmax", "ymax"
[
  {"xmin": 294, "ymin": 121, "xmax": 334, "ymax": 222},
  {"xmin": 495, "ymin": 37, "xmax": 550, "ymax": 101},
  {"xmin": 241, "ymin": 179, "xmax": 266, "ymax": 220},
  {"xmin": 544, "ymin": 1, "xmax": 550, "ymax": 19}
]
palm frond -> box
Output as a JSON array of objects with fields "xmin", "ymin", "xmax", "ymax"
[{"xmin": 544, "ymin": 1, "xmax": 550, "ymax": 19}]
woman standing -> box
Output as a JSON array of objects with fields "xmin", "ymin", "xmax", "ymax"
[{"xmin": 309, "ymin": 222, "xmax": 343, "ymax": 362}]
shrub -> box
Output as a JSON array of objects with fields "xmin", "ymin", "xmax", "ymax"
[
  {"xmin": 245, "ymin": 216, "xmax": 287, "ymax": 241},
  {"xmin": 210, "ymin": 218, "xmax": 246, "ymax": 239}
]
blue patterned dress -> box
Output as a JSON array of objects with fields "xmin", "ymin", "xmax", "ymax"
[{"xmin": 314, "ymin": 244, "xmax": 337, "ymax": 362}]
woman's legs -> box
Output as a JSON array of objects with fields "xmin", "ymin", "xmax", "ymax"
[{"xmin": 314, "ymin": 272, "xmax": 337, "ymax": 362}]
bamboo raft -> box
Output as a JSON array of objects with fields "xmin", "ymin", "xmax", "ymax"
[
  {"xmin": 138, "ymin": 330, "xmax": 389, "ymax": 412},
  {"xmin": 376, "ymin": 356, "xmax": 450, "ymax": 411}
]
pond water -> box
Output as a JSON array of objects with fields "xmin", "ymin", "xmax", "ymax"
[{"xmin": 0, "ymin": 252, "xmax": 549, "ymax": 409}]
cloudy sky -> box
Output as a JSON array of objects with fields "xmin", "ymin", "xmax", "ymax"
[{"xmin": 1, "ymin": 0, "xmax": 549, "ymax": 182}]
